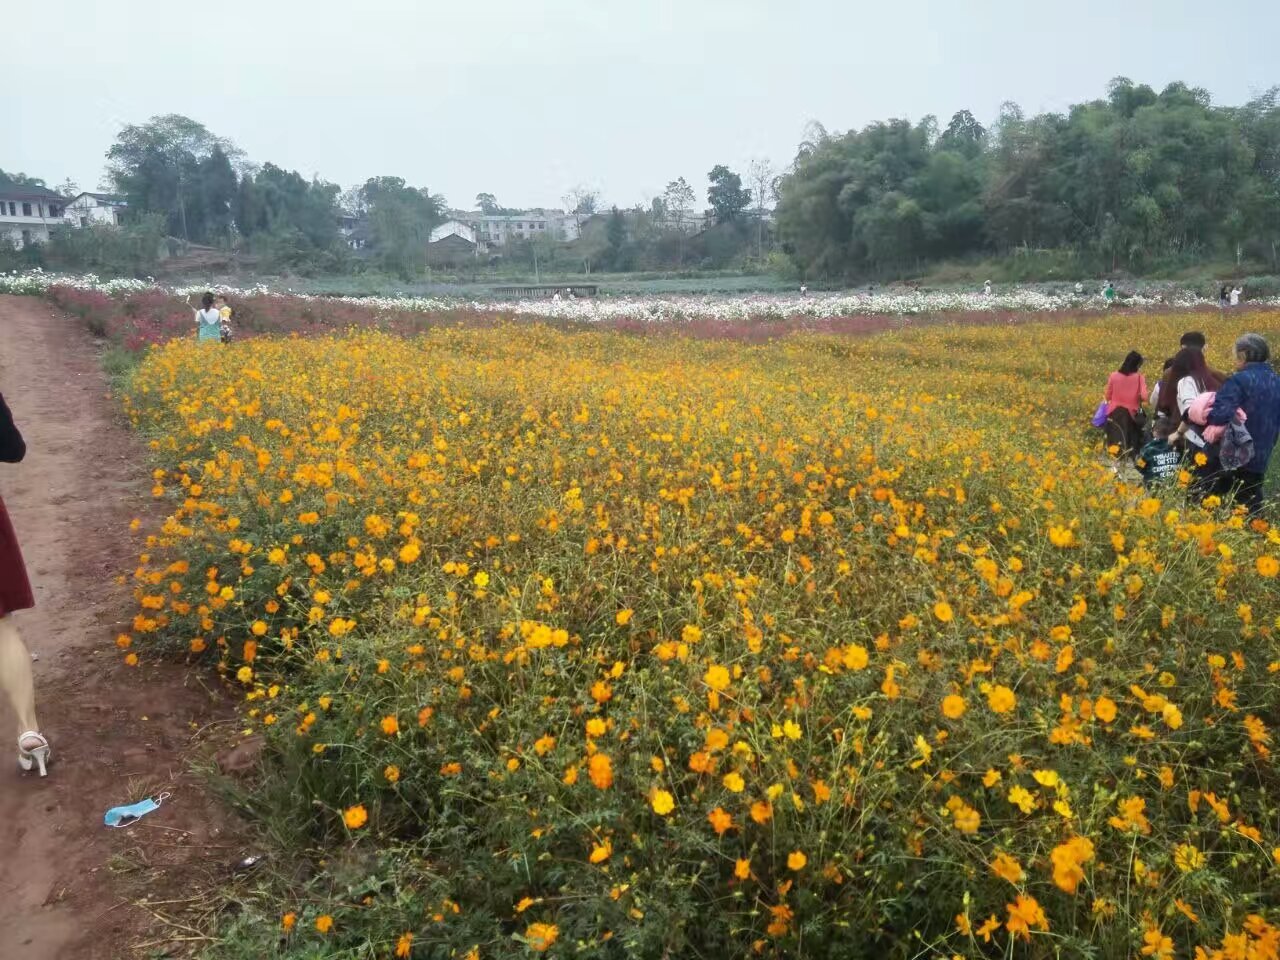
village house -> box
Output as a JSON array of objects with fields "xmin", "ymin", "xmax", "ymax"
[
  {"xmin": 63, "ymin": 192, "xmax": 127, "ymax": 227},
  {"xmin": 427, "ymin": 220, "xmax": 484, "ymax": 265},
  {"xmin": 0, "ymin": 185, "xmax": 67, "ymax": 248},
  {"xmin": 458, "ymin": 210, "xmax": 581, "ymax": 246}
]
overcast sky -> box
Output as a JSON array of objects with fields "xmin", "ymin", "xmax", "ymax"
[{"xmin": 6, "ymin": 0, "xmax": 1278, "ymax": 211}]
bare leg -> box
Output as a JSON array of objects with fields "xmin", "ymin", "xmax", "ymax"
[{"xmin": 0, "ymin": 615, "xmax": 39, "ymax": 739}]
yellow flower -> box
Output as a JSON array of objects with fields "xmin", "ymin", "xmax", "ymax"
[
  {"xmin": 384, "ymin": 764, "xmax": 400, "ymax": 783},
  {"xmin": 616, "ymin": 608, "xmax": 634, "ymax": 625},
  {"xmin": 941, "ymin": 694, "xmax": 966, "ymax": 719},
  {"xmin": 782, "ymin": 719, "xmax": 802, "ymax": 740},
  {"xmin": 933, "ymin": 601, "xmax": 954, "ymax": 623},
  {"xmin": 987, "ymin": 685, "xmax": 1016, "ymax": 713},
  {"xmin": 786, "ymin": 850, "xmax": 807, "ymax": 871},
  {"xmin": 722, "ymin": 771, "xmax": 745, "ymax": 793},
  {"xmin": 236, "ymin": 665, "xmax": 253, "ymax": 683},
  {"xmin": 1257, "ymin": 555, "xmax": 1279, "ymax": 577},
  {"xmin": 343, "ymin": 804, "xmax": 368, "ymax": 829},
  {"xmin": 703, "ymin": 664, "xmax": 731, "ymax": 691},
  {"xmin": 1007, "ymin": 786, "xmax": 1036, "ymax": 814},
  {"xmin": 650, "ymin": 789, "xmax": 675, "ymax": 816},
  {"xmin": 1173, "ymin": 843, "xmax": 1205, "ymax": 873}
]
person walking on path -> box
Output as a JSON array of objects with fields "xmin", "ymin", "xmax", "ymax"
[
  {"xmin": 1207, "ymin": 333, "xmax": 1280, "ymax": 514},
  {"xmin": 0, "ymin": 393, "xmax": 49, "ymax": 776},
  {"xmin": 189, "ymin": 292, "xmax": 223, "ymax": 343}
]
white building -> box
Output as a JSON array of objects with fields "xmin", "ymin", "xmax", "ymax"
[
  {"xmin": 0, "ymin": 186, "xmax": 67, "ymax": 248},
  {"xmin": 430, "ymin": 220, "xmax": 480, "ymax": 245},
  {"xmin": 457, "ymin": 210, "xmax": 581, "ymax": 246},
  {"xmin": 64, "ymin": 192, "xmax": 127, "ymax": 227}
]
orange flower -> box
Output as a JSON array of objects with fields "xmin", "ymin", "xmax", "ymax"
[
  {"xmin": 281, "ymin": 912, "xmax": 297, "ymax": 932},
  {"xmin": 395, "ymin": 932, "xmax": 414, "ymax": 957},
  {"xmin": 786, "ymin": 850, "xmax": 807, "ymax": 871},
  {"xmin": 589, "ymin": 839, "xmax": 612, "ymax": 863},
  {"xmin": 708, "ymin": 807, "xmax": 733, "ymax": 835},
  {"xmin": 381, "ymin": 715, "xmax": 400, "ymax": 735},
  {"xmin": 1005, "ymin": 894, "xmax": 1048, "ymax": 941},
  {"xmin": 524, "ymin": 922, "xmax": 559, "ymax": 952},
  {"xmin": 588, "ymin": 753, "xmax": 614, "ymax": 789},
  {"xmin": 343, "ymin": 804, "xmax": 368, "ymax": 829},
  {"xmin": 315, "ymin": 914, "xmax": 334, "ymax": 934},
  {"xmin": 989, "ymin": 851, "xmax": 1024, "ymax": 884}
]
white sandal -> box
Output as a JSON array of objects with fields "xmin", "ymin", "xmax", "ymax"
[{"xmin": 18, "ymin": 731, "xmax": 50, "ymax": 777}]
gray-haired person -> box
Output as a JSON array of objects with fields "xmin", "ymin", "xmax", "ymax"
[{"xmin": 1207, "ymin": 333, "xmax": 1280, "ymax": 514}]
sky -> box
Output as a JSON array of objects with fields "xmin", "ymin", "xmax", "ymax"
[{"xmin": 6, "ymin": 0, "xmax": 1279, "ymax": 212}]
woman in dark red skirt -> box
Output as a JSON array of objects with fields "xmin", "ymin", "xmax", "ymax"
[{"xmin": 0, "ymin": 394, "xmax": 49, "ymax": 776}]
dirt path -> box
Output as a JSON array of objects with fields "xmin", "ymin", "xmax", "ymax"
[{"xmin": 0, "ymin": 296, "xmax": 244, "ymax": 959}]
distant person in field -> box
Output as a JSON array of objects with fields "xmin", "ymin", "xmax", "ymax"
[
  {"xmin": 1074, "ymin": 281, "xmax": 1084, "ymax": 295},
  {"xmin": 1102, "ymin": 281, "xmax": 1116, "ymax": 304},
  {"xmin": 983, "ymin": 280, "xmax": 992, "ymax": 296},
  {"xmin": 1219, "ymin": 285, "xmax": 1230, "ymax": 309},
  {"xmin": 1230, "ymin": 285, "xmax": 1243, "ymax": 307},
  {"xmin": 0, "ymin": 394, "xmax": 50, "ymax": 777},
  {"xmin": 1207, "ymin": 333, "xmax": 1280, "ymax": 514},
  {"xmin": 1102, "ymin": 350, "xmax": 1148, "ymax": 454},
  {"xmin": 188, "ymin": 292, "xmax": 223, "ymax": 343}
]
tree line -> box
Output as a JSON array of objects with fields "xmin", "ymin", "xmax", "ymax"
[{"xmin": 775, "ymin": 78, "xmax": 1280, "ymax": 280}]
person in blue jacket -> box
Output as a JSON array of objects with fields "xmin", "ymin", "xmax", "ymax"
[{"xmin": 1207, "ymin": 333, "xmax": 1280, "ymax": 515}]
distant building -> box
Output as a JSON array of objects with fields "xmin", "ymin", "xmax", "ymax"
[
  {"xmin": 0, "ymin": 185, "xmax": 67, "ymax": 248},
  {"xmin": 338, "ymin": 212, "xmax": 370, "ymax": 250},
  {"xmin": 64, "ymin": 192, "xmax": 127, "ymax": 227},
  {"xmin": 455, "ymin": 210, "xmax": 581, "ymax": 246},
  {"xmin": 428, "ymin": 220, "xmax": 484, "ymax": 264}
]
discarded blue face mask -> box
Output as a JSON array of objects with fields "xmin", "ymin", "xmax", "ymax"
[{"xmin": 104, "ymin": 792, "xmax": 171, "ymax": 828}]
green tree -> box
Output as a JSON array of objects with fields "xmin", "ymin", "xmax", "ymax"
[
  {"xmin": 707, "ymin": 165, "xmax": 753, "ymax": 224},
  {"xmin": 363, "ymin": 177, "xmax": 446, "ymax": 278},
  {"xmin": 106, "ymin": 114, "xmax": 243, "ymax": 245}
]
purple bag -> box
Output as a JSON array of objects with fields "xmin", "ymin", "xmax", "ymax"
[{"xmin": 1091, "ymin": 401, "xmax": 1109, "ymax": 428}]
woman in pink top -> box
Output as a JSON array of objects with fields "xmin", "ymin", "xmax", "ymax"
[{"xmin": 1102, "ymin": 351, "xmax": 1148, "ymax": 454}]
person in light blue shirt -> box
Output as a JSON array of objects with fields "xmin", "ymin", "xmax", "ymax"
[{"xmin": 188, "ymin": 292, "xmax": 223, "ymax": 343}]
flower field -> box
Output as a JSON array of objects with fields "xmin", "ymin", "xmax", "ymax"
[
  {"xmin": 117, "ymin": 307, "xmax": 1280, "ymax": 959},
  {"xmin": 5, "ymin": 268, "xmax": 1275, "ymax": 331}
]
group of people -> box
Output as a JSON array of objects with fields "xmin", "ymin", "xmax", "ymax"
[
  {"xmin": 190, "ymin": 292, "xmax": 234, "ymax": 343},
  {"xmin": 1101, "ymin": 329, "xmax": 1280, "ymax": 514}
]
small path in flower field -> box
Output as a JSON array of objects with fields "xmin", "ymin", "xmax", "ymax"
[{"xmin": 0, "ymin": 296, "xmax": 247, "ymax": 959}]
